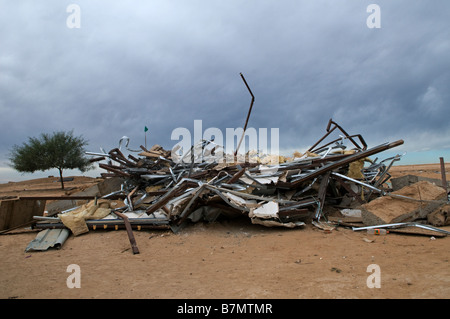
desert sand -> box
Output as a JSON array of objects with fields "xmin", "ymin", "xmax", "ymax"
[{"xmin": 0, "ymin": 164, "xmax": 449, "ymax": 300}]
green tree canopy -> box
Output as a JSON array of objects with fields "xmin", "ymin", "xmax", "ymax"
[{"xmin": 9, "ymin": 130, "xmax": 93, "ymax": 189}]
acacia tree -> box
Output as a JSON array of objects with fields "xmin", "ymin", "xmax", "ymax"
[{"xmin": 9, "ymin": 130, "xmax": 93, "ymax": 189}]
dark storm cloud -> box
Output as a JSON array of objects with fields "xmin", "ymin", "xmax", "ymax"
[{"xmin": 1, "ymin": 0, "xmax": 449, "ymax": 181}]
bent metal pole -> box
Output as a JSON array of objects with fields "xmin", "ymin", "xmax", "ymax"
[{"xmin": 235, "ymin": 73, "xmax": 255, "ymax": 157}]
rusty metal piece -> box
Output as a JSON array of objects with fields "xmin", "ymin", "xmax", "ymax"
[
  {"xmin": 145, "ymin": 179, "xmax": 190, "ymax": 215},
  {"xmin": 109, "ymin": 148, "xmax": 136, "ymax": 167},
  {"xmin": 226, "ymin": 166, "xmax": 246, "ymax": 184},
  {"xmin": 440, "ymin": 157, "xmax": 448, "ymax": 192},
  {"xmin": 99, "ymin": 163, "xmax": 131, "ymax": 177},
  {"xmin": 89, "ymin": 156, "xmax": 106, "ymax": 163},
  {"xmin": 312, "ymin": 134, "xmax": 367, "ymax": 155},
  {"xmin": 114, "ymin": 211, "xmax": 139, "ymax": 254},
  {"xmin": 288, "ymin": 140, "xmax": 404, "ymax": 187},
  {"xmin": 309, "ymin": 118, "xmax": 367, "ymax": 153}
]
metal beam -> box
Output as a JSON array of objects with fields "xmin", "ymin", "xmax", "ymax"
[{"xmin": 288, "ymin": 140, "xmax": 404, "ymax": 187}]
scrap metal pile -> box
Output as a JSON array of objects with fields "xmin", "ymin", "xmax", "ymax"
[
  {"xmin": 26, "ymin": 73, "xmax": 450, "ymax": 255},
  {"xmin": 80, "ymin": 119, "xmax": 404, "ymax": 233}
]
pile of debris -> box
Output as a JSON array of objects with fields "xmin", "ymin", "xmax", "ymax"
[
  {"xmin": 20, "ymin": 73, "xmax": 450, "ymax": 253},
  {"xmin": 82, "ymin": 119, "xmax": 407, "ymax": 229},
  {"xmin": 28, "ymin": 118, "xmax": 450, "ymax": 254}
]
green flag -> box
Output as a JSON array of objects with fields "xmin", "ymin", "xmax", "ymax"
[{"xmin": 144, "ymin": 126, "xmax": 148, "ymax": 132}]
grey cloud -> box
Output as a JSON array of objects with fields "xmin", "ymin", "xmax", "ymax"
[{"xmin": 1, "ymin": 0, "xmax": 449, "ymax": 182}]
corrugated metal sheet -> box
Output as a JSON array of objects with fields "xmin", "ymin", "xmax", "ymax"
[{"xmin": 25, "ymin": 228, "xmax": 70, "ymax": 252}]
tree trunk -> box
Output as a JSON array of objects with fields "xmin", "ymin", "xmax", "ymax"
[{"xmin": 58, "ymin": 168, "xmax": 65, "ymax": 189}]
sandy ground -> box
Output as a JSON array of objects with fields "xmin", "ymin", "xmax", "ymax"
[{"xmin": 0, "ymin": 163, "xmax": 449, "ymax": 300}]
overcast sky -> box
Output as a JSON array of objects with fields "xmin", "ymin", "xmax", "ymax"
[{"xmin": 1, "ymin": 0, "xmax": 449, "ymax": 182}]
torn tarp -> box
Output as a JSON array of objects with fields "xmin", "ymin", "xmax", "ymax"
[{"xmin": 58, "ymin": 199, "xmax": 113, "ymax": 236}]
